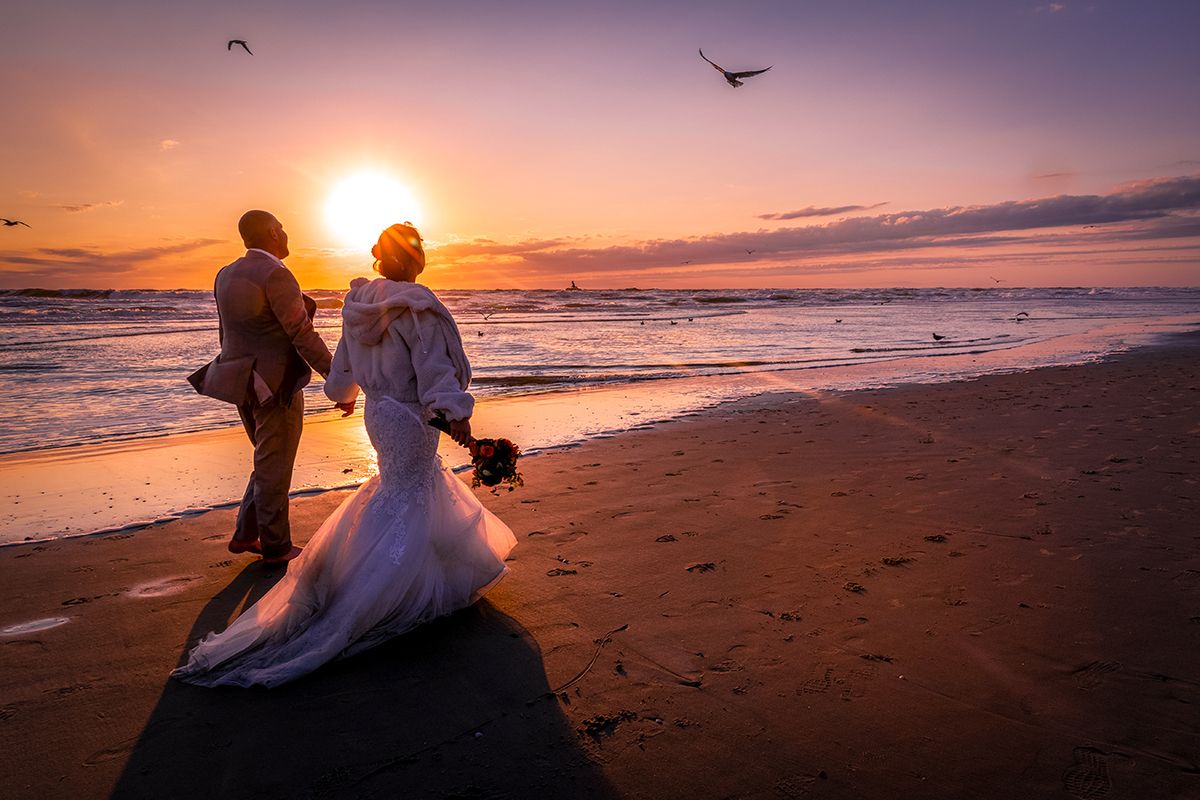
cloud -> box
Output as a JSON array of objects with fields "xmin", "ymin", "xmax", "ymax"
[
  {"xmin": 434, "ymin": 175, "xmax": 1200, "ymax": 278},
  {"xmin": 0, "ymin": 239, "xmax": 225, "ymax": 278},
  {"xmin": 433, "ymin": 237, "xmax": 567, "ymax": 259},
  {"xmin": 1035, "ymin": 2, "xmax": 1066, "ymax": 12},
  {"xmin": 758, "ymin": 202, "xmax": 888, "ymax": 220},
  {"xmin": 57, "ymin": 200, "xmax": 124, "ymax": 213},
  {"xmin": 160, "ymin": 139, "xmax": 180, "ymax": 151},
  {"xmin": 1032, "ymin": 171, "xmax": 1075, "ymax": 180}
]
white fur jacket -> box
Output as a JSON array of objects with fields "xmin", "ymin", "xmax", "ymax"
[{"xmin": 323, "ymin": 277, "xmax": 474, "ymax": 421}]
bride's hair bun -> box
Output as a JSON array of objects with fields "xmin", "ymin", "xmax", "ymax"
[{"xmin": 374, "ymin": 222, "xmax": 425, "ymax": 278}]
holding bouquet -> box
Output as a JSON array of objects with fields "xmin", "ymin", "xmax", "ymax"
[{"xmin": 429, "ymin": 415, "xmax": 524, "ymax": 490}]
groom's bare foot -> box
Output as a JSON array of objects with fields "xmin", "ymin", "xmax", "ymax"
[
  {"xmin": 261, "ymin": 546, "xmax": 302, "ymax": 564},
  {"xmin": 228, "ymin": 539, "xmax": 262, "ymax": 555}
]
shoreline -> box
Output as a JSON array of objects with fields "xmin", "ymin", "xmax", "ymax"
[
  {"xmin": 2, "ymin": 314, "xmax": 1197, "ymax": 547},
  {"xmin": 1, "ymin": 330, "xmax": 1197, "ymax": 798}
]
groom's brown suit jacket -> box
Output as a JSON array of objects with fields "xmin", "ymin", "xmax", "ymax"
[{"xmin": 210, "ymin": 250, "xmax": 332, "ymax": 404}]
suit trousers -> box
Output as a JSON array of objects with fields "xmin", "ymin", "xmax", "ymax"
[{"xmin": 234, "ymin": 391, "xmax": 304, "ymax": 558}]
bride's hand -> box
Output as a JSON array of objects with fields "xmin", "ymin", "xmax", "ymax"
[{"xmin": 449, "ymin": 418, "xmax": 472, "ymax": 447}]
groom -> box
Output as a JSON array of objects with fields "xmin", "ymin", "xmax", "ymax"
[{"xmin": 195, "ymin": 210, "xmax": 346, "ymax": 563}]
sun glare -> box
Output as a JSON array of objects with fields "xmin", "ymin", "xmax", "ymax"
[{"xmin": 324, "ymin": 172, "xmax": 422, "ymax": 251}]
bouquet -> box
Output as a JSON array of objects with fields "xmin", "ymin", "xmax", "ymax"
[{"xmin": 428, "ymin": 415, "xmax": 524, "ymax": 490}]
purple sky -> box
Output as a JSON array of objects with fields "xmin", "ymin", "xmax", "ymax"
[{"xmin": 1, "ymin": 0, "xmax": 1197, "ymax": 288}]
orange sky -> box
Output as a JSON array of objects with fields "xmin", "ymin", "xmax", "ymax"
[{"xmin": 1, "ymin": 1, "xmax": 1197, "ymax": 289}]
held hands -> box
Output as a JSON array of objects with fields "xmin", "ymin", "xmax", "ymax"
[
  {"xmin": 334, "ymin": 400, "xmax": 356, "ymax": 417},
  {"xmin": 449, "ymin": 418, "xmax": 472, "ymax": 447}
]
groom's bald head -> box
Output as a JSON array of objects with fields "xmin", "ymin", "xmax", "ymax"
[{"xmin": 238, "ymin": 210, "xmax": 289, "ymax": 259}]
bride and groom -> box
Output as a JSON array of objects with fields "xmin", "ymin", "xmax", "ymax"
[{"xmin": 176, "ymin": 210, "xmax": 516, "ymax": 688}]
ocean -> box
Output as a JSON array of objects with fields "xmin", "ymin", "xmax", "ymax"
[{"xmin": 2, "ymin": 286, "xmax": 1199, "ymax": 456}]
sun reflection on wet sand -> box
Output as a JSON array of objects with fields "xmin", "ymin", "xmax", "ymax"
[{"xmin": 0, "ymin": 315, "xmax": 1195, "ymax": 546}]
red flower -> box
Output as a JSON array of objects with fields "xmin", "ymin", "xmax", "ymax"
[{"xmin": 478, "ymin": 444, "xmax": 495, "ymax": 458}]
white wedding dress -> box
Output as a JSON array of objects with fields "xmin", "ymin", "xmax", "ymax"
[{"xmin": 173, "ymin": 278, "xmax": 516, "ymax": 688}]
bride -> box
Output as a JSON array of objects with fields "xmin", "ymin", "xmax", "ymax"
[{"xmin": 173, "ymin": 223, "xmax": 517, "ymax": 688}]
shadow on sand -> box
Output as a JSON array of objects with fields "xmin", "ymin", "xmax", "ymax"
[{"xmin": 110, "ymin": 564, "xmax": 616, "ymax": 799}]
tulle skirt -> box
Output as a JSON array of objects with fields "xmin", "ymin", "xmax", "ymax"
[{"xmin": 172, "ymin": 397, "xmax": 517, "ymax": 688}]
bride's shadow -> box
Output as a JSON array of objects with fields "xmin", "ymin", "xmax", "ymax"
[{"xmin": 110, "ymin": 566, "xmax": 617, "ymax": 799}]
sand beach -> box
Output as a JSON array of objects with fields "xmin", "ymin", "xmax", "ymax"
[{"xmin": 1, "ymin": 332, "xmax": 1197, "ymax": 799}]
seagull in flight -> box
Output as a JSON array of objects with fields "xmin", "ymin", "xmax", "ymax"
[
  {"xmin": 989, "ymin": 275, "xmax": 1005, "ymax": 284},
  {"xmin": 228, "ymin": 39, "xmax": 253, "ymax": 55},
  {"xmin": 699, "ymin": 49, "xmax": 771, "ymax": 88},
  {"xmin": 1, "ymin": 218, "xmax": 31, "ymax": 228},
  {"xmin": 744, "ymin": 248, "xmax": 755, "ymax": 255}
]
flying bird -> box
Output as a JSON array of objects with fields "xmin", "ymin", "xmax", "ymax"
[
  {"xmin": 699, "ymin": 49, "xmax": 772, "ymax": 88},
  {"xmin": 2, "ymin": 218, "xmax": 31, "ymax": 227},
  {"xmin": 744, "ymin": 248, "xmax": 755, "ymax": 255},
  {"xmin": 989, "ymin": 275, "xmax": 1005, "ymax": 284},
  {"xmin": 932, "ymin": 333, "xmax": 948, "ymax": 341},
  {"xmin": 227, "ymin": 39, "xmax": 253, "ymax": 55},
  {"xmin": 1014, "ymin": 311, "xmax": 1030, "ymax": 322}
]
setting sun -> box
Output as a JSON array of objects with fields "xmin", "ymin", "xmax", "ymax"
[{"xmin": 324, "ymin": 171, "xmax": 422, "ymax": 251}]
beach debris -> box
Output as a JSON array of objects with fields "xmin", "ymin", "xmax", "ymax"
[
  {"xmin": 686, "ymin": 562, "xmax": 717, "ymax": 573},
  {"xmin": 843, "ymin": 581, "xmax": 866, "ymax": 593},
  {"xmin": 2, "ymin": 218, "xmax": 31, "ymax": 227},
  {"xmin": 546, "ymin": 567, "xmax": 577, "ymax": 577},
  {"xmin": 227, "ymin": 39, "xmax": 253, "ymax": 55},
  {"xmin": 932, "ymin": 332, "xmax": 948, "ymax": 341},
  {"xmin": 578, "ymin": 710, "xmax": 637, "ymax": 741},
  {"xmin": 923, "ymin": 534, "xmax": 949, "ymax": 543},
  {"xmin": 860, "ymin": 653, "xmax": 894, "ymax": 663},
  {"xmin": 778, "ymin": 610, "xmax": 803, "ymax": 622},
  {"xmin": 655, "ymin": 534, "xmax": 677, "ymax": 542},
  {"xmin": 540, "ymin": 623, "xmax": 628, "ymax": 701},
  {"xmin": 881, "ymin": 556, "xmax": 913, "ymax": 566},
  {"xmin": 699, "ymin": 48, "xmax": 772, "ymax": 88}
]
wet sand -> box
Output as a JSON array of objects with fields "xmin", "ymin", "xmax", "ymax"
[{"xmin": 1, "ymin": 334, "xmax": 1198, "ymax": 799}]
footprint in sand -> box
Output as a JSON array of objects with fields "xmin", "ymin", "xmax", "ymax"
[
  {"xmin": 1, "ymin": 617, "xmax": 71, "ymax": 636},
  {"xmin": 800, "ymin": 666, "xmax": 834, "ymax": 694},
  {"xmin": 1063, "ymin": 746, "xmax": 1112, "ymax": 799},
  {"xmin": 83, "ymin": 738, "xmax": 137, "ymax": 767},
  {"xmin": 126, "ymin": 575, "xmax": 203, "ymax": 598},
  {"xmin": 1073, "ymin": 660, "xmax": 1121, "ymax": 690}
]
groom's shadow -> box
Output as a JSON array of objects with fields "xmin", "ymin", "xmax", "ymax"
[{"xmin": 110, "ymin": 565, "xmax": 617, "ymax": 799}]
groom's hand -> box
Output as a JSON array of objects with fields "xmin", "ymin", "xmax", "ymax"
[{"xmin": 334, "ymin": 400, "xmax": 356, "ymax": 417}]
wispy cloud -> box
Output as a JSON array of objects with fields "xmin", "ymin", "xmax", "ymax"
[
  {"xmin": 57, "ymin": 200, "xmax": 124, "ymax": 213},
  {"xmin": 0, "ymin": 239, "xmax": 224, "ymax": 278},
  {"xmin": 758, "ymin": 202, "xmax": 888, "ymax": 220},
  {"xmin": 159, "ymin": 139, "xmax": 180, "ymax": 151},
  {"xmin": 434, "ymin": 175, "xmax": 1200, "ymax": 278},
  {"xmin": 1032, "ymin": 171, "xmax": 1075, "ymax": 180}
]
